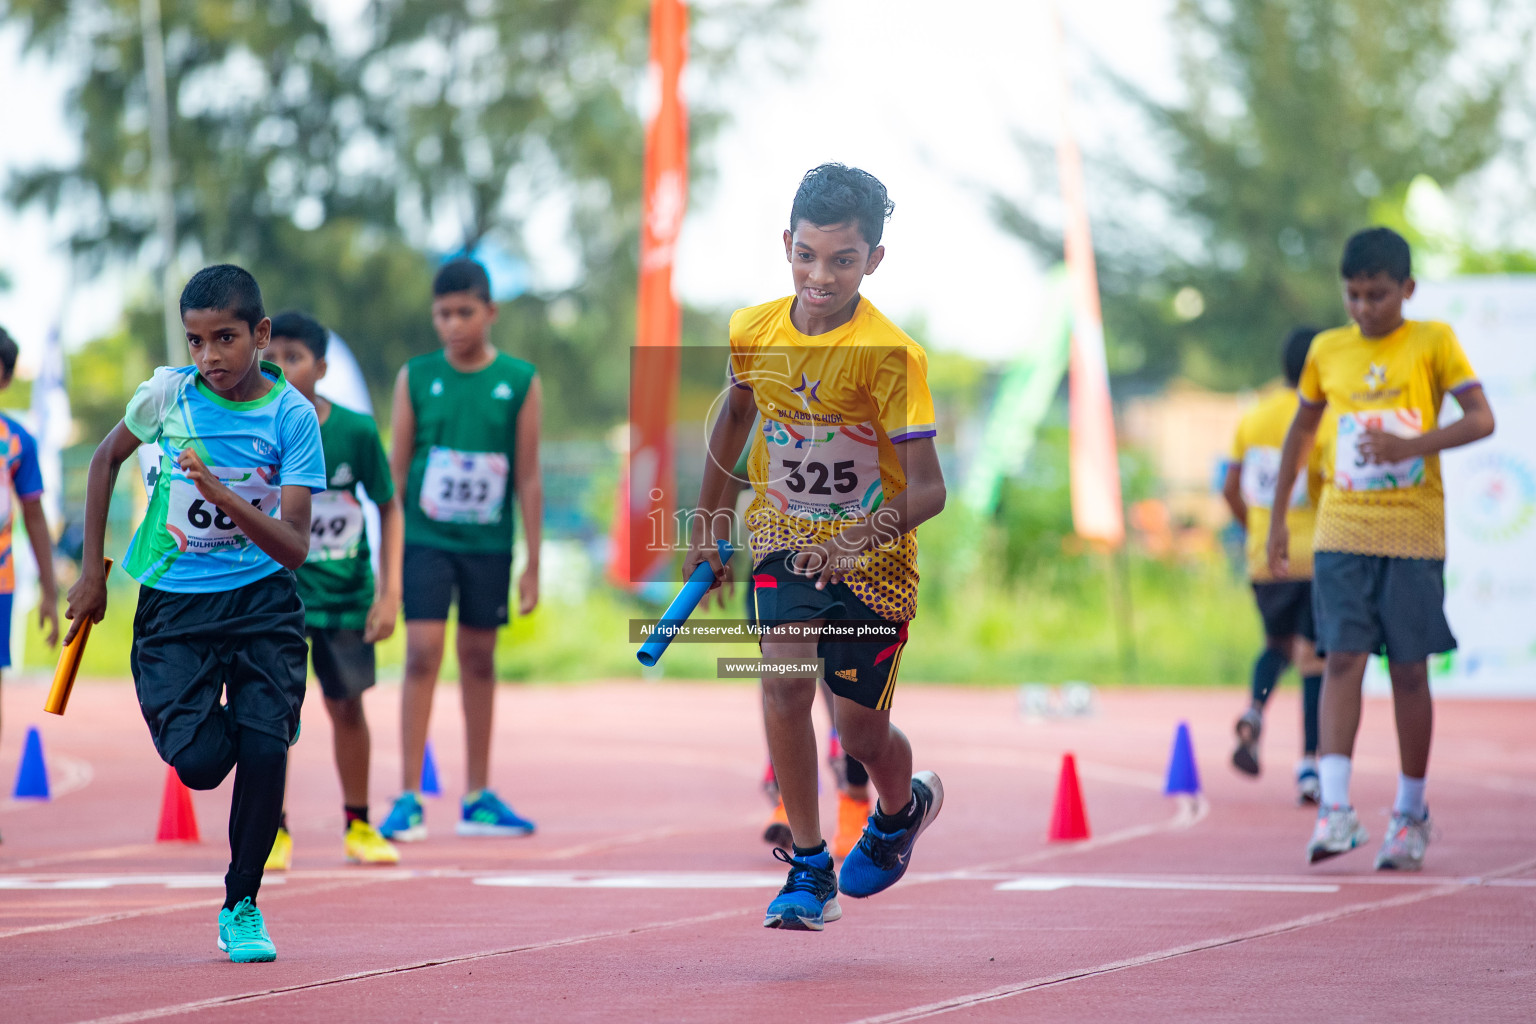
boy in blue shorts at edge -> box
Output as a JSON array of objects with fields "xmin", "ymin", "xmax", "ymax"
[
  {"xmin": 65, "ymin": 265, "xmax": 327, "ymax": 962},
  {"xmin": 1267, "ymin": 228, "xmax": 1494, "ymax": 871},
  {"xmin": 264, "ymin": 312, "xmax": 403, "ymax": 868},
  {"xmin": 0, "ymin": 325, "xmax": 61, "ymax": 846},
  {"xmin": 380, "ymin": 258, "xmax": 543, "ymax": 841},
  {"xmin": 686, "ymin": 164, "xmax": 947, "ymax": 931}
]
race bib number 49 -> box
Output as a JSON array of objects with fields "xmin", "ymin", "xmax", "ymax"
[
  {"xmin": 165, "ymin": 466, "xmax": 280, "ymax": 552},
  {"xmin": 420, "ymin": 447, "xmax": 508, "ymax": 524},
  {"xmin": 761, "ymin": 419, "xmax": 883, "ymax": 521},
  {"xmin": 309, "ymin": 490, "xmax": 366, "ymax": 561},
  {"xmin": 1335, "ymin": 409, "xmax": 1425, "ymax": 491}
]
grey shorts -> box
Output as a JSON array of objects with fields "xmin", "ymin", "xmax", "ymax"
[
  {"xmin": 307, "ymin": 628, "xmax": 377, "ymax": 701},
  {"xmin": 1312, "ymin": 552, "xmax": 1456, "ymax": 664}
]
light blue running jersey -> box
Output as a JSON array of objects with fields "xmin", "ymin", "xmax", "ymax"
[{"xmin": 123, "ymin": 362, "xmax": 327, "ymax": 593}]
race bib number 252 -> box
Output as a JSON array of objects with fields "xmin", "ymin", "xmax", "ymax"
[{"xmin": 419, "ymin": 447, "xmax": 509, "ymax": 524}]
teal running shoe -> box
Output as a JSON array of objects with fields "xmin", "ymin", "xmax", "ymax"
[
  {"xmin": 763, "ymin": 846, "xmax": 841, "ymax": 931},
  {"xmin": 379, "ymin": 792, "xmax": 427, "ymax": 842},
  {"xmin": 217, "ymin": 898, "xmax": 276, "ymax": 963},
  {"xmin": 457, "ymin": 790, "xmax": 536, "ymax": 836}
]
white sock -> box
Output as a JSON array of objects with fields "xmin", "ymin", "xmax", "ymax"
[
  {"xmin": 1395, "ymin": 774, "xmax": 1427, "ymax": 820},
  {"xmin": 1318, "ymin": 754, "xmax": 1352, "ymax": 808}
]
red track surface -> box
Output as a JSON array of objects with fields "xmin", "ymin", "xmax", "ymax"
[{"xmin": 2, "ymin": 678, "xmax": 1534, "ymax": 1022}]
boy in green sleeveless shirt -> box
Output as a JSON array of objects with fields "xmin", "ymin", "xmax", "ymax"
[
  {"xmin": 380, "ymin": 259, "xmax": 543, "ymax": 841},
  {"xmin": 262, "ymin": 312, "xmax": 403, "ymax": 869}
]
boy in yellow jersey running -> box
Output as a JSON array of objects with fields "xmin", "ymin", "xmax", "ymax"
[
  {"xmin": 1268, "ymin": 228, "xmax": 1494, "ymax": 871},
  {"xmin": 1223, "ymin": 327, "xmax": 1330, "ymax": 801},
  {"xmin": 685, "ymin": 164, "xmax": 947, "ymax": 931}
]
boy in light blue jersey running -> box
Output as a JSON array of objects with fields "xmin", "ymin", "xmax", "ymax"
[{"xmin": 65, "ymin": 265, "xmax": 326, "ymax": 963}]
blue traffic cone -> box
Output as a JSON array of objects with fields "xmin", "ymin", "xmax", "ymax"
[
  {"xmin": 1163, "ymin": 721, "xmax": 1201, "ymax": 796},
  {"xmin": 420, "ymin": 740, "xmax": 441, "ymax": 797},
  {"xmin": 12, "ymin": 726, "xmax": 49, "ymax": 799}
]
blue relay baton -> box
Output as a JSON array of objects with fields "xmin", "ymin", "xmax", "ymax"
[{"xmin": 636, "ymin": 540, "xmax": 735, "ymax": 667}]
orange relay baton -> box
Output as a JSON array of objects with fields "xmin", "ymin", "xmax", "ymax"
[{"xmin": 44, "ymin": 557, "xmax": 112, "ymax": 716}]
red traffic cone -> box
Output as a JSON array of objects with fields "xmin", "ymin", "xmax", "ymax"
[
  {"xmin": 1047, "ymin": 753, "xmax": 1091, "ymax": 841},
  {"xmin": 156, "ymin": 766, "xmax": 201, "ymax": 842}
]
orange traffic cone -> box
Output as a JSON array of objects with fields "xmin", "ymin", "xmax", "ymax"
[
  {"xmin": 1047, "ymin": 753, "xmax": 1090, "ymax": 841},
  {"xmin": 155, "ymin": 766, "xmax": 201, "ymax": 842}
]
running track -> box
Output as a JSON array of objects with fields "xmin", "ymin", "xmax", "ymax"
[{"xmin": 2, "ymin": 680, "xmax": 1533, "ymax": 1022}]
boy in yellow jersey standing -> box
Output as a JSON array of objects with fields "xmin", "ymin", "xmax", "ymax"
[
  {"xmin": 1268, "ymin": 228, "xmax": 1494, "ymax": 870},
  {"xmin": 686, "ymin": 164, "xmax": 947, "ymax": 931},
  {"xmin": 1223, "ymin": 327, "xmax": 1330, "ymax": 802}
]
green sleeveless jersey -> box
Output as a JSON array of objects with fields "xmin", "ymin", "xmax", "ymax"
[{"xmin": 403, "ymin": 349, "xmax": 536, "ymax": 553}]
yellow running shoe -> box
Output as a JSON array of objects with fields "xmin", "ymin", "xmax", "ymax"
[
  {"xmin": 264, "ymin": 826, "xmax": 293, "ymax": 871},
  {"xmin": 832, "ymin": 793, "xmax": 872, "ymax": 862},
  {"xmin": 345, "ymin": 819, "xmax": 401, "ymax": 865}
]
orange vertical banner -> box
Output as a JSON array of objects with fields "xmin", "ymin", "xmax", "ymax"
[
  {"xmin": 1052, "ymin": 9, "xmax": 1125, "ymax": 547},
  {"xmin": 617, "ymin": 0, "xmax": 689, "ymax": 584}
]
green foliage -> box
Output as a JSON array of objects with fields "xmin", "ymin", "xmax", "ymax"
[
  {"xmin": 65, "ymin": 320, "xmax": 154, "ymax": 441},
  {"xmin": 995, "ymin": 0, "xmax": 1531, "ymax": 389},
  {"xmin": 2, "ymin": 0, "xmax": 803, "ymax": 426}
]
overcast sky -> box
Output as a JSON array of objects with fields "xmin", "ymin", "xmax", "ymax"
[{"xmin": 0, "ymin": 0, "xmax": 1176, "ymax": 375}]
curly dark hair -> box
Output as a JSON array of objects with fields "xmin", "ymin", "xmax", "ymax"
[{"xmin": 789, "ymin": 163, "xmax": 894, "ymax": 248}]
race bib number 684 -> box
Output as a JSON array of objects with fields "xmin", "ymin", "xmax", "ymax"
[{"xmin": 165, "ymin": 465, "xmax": 280, "ymax": 552}]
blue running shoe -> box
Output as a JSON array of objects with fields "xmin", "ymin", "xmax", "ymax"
[
  {"xmin": 457, "ymin": 790, "xmax": 536, "ymax": 836},
  {"xmin": 379, "ymin": 792, "xmax": 426, "ymax": 842},
  {"xmin": 763, "ymin": 846, "xmax": 841, "ymax": 931},
  {"xmin": 838, "ymin": 770, "xmax": 944, "ymax": 898},
  {"xmin": 217, "ymin": 897, "xmax": 276, "ymax": 963}
]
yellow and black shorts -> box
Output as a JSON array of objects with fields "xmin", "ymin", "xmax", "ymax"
[{"xmin": 749, "ymin": 551, "xmax": 909, "ymax": 711}]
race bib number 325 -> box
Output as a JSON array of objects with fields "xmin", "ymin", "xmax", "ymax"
[
  {"xmin": 1335, "ymin": 409, "xmax": 1425, "ymax": 491},
  {"xmin": 419, "ymin": 447, "xmax": 509, "ymax": 524},
  {"xmin": 761, "ymin": 419, "xmax": 883, "ymax": 521},
  {"xmin": 165, "ymin": 465, "xmax": 280, "ymax": 552}
]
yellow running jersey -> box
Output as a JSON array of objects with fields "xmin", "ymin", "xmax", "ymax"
[
  {"xmin": 1298, "ymin": 319, "xmax": 1479, "ymax": 559},
  {"xmin": 729, "ymin": 295, "xmax": 937, "ymax": 621},
  {"xmin": 1231, "ymin": 388, "xmax": 1330, "ymax": 581}
]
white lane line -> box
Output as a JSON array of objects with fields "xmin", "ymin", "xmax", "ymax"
[
  {"xmin": 0, "ymin": 874, "xmax": 287, "ymax": 890},
  {"xmin": 474, "ymin": 871, "xmax": 785, "ymax": 889},
  {"xmin": 0, "ymin": 876, "xmax": 384, "ymax": 940},
  {"xmin": 841, "ymin": 852, "xmax": 1536, "ymax": 1024},
  {"xmin": 9, "ymin": 867, "xmax": 1524, "ymax": 895},
  {"xmin": 64, "ymin": 906, "xmax": 758, "ymax": 1024},
  {"xmin": 995, "ymin": 876, "xmax": 1339, "ymax": 894}
]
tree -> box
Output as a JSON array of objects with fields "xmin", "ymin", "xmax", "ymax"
[
  {"xmin": 994, "ymin": 0, "xmax": 1531, "ymax": 388},
  {"xmin": 2, "ymin": 0, "xmax": 803, "ymax": 429}
]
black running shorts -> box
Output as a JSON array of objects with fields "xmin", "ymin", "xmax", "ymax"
[
  {"xmin": 130, "ymin": 570, "xmax": 308, "ymax": 764},
  {"xmin": 1252, "ymin": 580, "xmax": 1315, "ymax": 641},
  {"xmin": 402, "ymin": 544, "xmax": 513, "ymax": 629},
  {"xmin": 750, "ymin": 551, "xmax": 909, "ymax": 712},
  {"xmin": 307, "ymin": 628, "xmax": 377, "ymax": 701}
]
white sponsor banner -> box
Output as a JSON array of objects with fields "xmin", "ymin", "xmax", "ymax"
[{"xmin": 1364, "ymin": 278, "xmax": 1536, "ymax": 696}]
